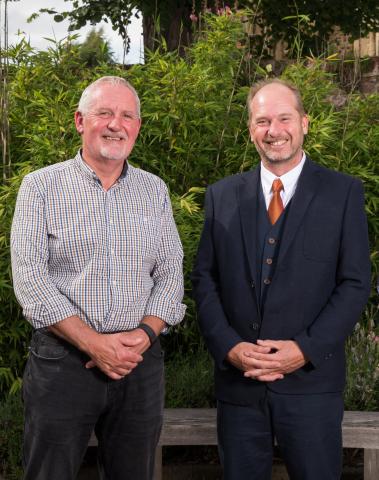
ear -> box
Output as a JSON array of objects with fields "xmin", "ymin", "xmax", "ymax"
[
  {"xmin": 75, "ymin": 111, "xmax": 84, "ymax": 134},
  {"xmin": 302, "ymin": 114, "xmax": 309, "ymax": 135}
]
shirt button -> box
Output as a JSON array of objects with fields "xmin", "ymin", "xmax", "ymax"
[
  {"xmin": 251, "ymin": 323, "xmax": 259, "ymax": 330},
  {"xmin": 263, "ymin": 278, "xmax": 271, "ymax": 285},
  {"xmin": 268, "ymin": 237, "xmax": 276, "ymax": 245},
  {"xmin": 266, "ymin": 258, "xmax": 273, "ymax": 265}
]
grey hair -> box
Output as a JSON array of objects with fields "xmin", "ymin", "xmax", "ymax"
[
  {"xmin": 78, "ymin": 76, "xmax": 141, "ymax": 117},
  {"xmin": 247, "ymin": 78, "xmax": 306, "ymax": 124}
]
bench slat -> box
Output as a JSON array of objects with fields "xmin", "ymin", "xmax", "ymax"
[
  {"xmin": 88, "ymin": 408, "xmax": 379, "ymax": 480},
  {"xmin": 89, "ymin": 409, "xmax": 379, "ymax": 449},
  {"xmin": 159, "ymin": 409, "xmax": 217, "ymax": 446}
]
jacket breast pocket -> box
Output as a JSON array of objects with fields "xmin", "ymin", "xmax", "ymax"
[{"xmin": 302, "ymin": 211, "xmax": 341, "ymax": 263}]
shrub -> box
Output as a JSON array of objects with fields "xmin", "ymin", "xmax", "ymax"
[
  {"xmin": 0, "ymin": 392, "xmax": 23, "ymax": 479},
  {"xmin": 344, "ymin": 310, "xmax": 379, "ymax": 411},
  {"xmin": 164, "ymin": 348, "xmax": 214, "ymax": 408}
]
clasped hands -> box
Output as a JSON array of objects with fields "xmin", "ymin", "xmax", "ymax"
[
  {"xmin": 226, "ymin": 340, "xmax": 307, "ymax": 382},
  {"xmin": 85, "ymin": 328, "xmax": 151, "ymax": 380}
]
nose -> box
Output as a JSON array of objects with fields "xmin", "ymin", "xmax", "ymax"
[
  {"xmin": 107, "ymin": 115, "xmax": 122, "ymax": 131},
  {"xmin": 267, "ymin": 118, "xmax": 282, "ymax": 137}
]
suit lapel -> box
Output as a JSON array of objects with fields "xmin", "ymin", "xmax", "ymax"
[
  {"xmin": 237, "ymin": 167, "xmax": 261, "ymax": 287},
  {"xmin": 277, "ymin": 158, "xmax": 322, "ymax": 267}
]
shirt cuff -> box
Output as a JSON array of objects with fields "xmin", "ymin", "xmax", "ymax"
[
  {"xmin": 23, "ymin": 298, "xmax": 78, "ymax": 329},
  {"xmin": 143, "ymin": 298, "xmax": 186, "ymax": 326}
]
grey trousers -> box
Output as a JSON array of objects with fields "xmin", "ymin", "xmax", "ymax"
[{"xmin": 22, "ymin": 330, "xmax": 164, "ymax": 480}]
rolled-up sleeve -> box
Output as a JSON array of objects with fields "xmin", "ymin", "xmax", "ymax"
[
  {"xmin": 143, "ymin": 186, "xmax": 186, "ymax": 325},
  {"xmin": 11, "ymin": 176, "xmax": 77, "ymax": 328}
]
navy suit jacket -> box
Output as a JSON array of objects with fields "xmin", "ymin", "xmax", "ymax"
[{"xmin": 192, "ymin": 158, "xmax": 371, "ymax": 405}]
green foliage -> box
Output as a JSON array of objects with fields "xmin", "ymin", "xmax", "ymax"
[
  {"xmin": 77, "ymin": 28, "xmax": 115, "ymax": 67},
  {"xmin": 130, "ymin": 11, "xmax": 254, "ymax": 192},
  {"xmin": 169, "ymin": 189, "xmax": 205, "ymax": 355},
  {"xmin": 33, "ymin": 1, "xmax": 379, "ymax": 55},
  {"xmin": 0, "ymin": 393, "xmax": 23, "ymax": 479},
  {"xmin": 250, "ymin": 0, "xmax": 379, "ymax": 55},
  {"xmin": 344, "ymin": 311, "xmax": 379, "ymax": 411},
  {"xmin": 165, "ymin": 348, "xmax": 214, "ymax": 408}
]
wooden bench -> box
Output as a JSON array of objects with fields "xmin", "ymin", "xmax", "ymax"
[{"xmin": 90, "ymin": 408, "xmax": 379, "ymax": 480}]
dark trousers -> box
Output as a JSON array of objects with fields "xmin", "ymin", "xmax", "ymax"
[
  {"xmin": 218, "ymin": 389, "xmax": 344, "ymax": 480},
  {"xmin": 22, "ymin": 330, "xmax": 164, "ymax": 480}
]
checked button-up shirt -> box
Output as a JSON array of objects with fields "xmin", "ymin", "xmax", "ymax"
[{"xmin": 11, "ymin": 151, "xmax": 186, "ymax": 332}]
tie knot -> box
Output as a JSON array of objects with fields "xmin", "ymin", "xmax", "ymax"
[{"xmin": 272, "ymin": 178, "xmax": 283, "ymax": 193}]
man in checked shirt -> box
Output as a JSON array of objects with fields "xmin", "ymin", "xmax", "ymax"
[{"xmin": 11, "ymin": 76, "xmax": 186, "ymax": 480}]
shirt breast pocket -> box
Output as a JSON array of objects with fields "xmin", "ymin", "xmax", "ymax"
[{"xmin": 119, "ymin": 213, "xmax": 160, "ymax": 260}]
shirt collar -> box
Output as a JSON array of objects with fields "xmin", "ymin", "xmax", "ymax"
[
  {"xmin": 74, "ymin": 150, "xmax": 129, "ymax": 185},
  {"xmin": 260, "ymin": 152, "xmax": 306, "ymax": 197}
]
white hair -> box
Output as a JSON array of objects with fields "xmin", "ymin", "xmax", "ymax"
[{"xmin": 78, "ymin": 76, "xmax": 141, "ymax": 117}]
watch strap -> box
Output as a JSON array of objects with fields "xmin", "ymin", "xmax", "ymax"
[{"xmin": 137, "ymin": 323, "xmax": 158, "ymax": 346}]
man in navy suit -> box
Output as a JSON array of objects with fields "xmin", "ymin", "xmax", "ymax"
[{"xmin": 192, "ymin": 79, "xmax": 371, "ymax": 479}]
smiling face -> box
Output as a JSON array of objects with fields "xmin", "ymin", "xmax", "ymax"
[
  {"xmin": 249, "ymin": 83, "xmax": 308, "ymax": 175},
  {"xmin": 75, "ymin": 83, "xmax": 141, "ymax": 168}
]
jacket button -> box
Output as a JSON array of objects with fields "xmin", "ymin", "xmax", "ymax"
[
  {"xmin": 251, "ymin": 323, "xmax": 259, "ymax": 330},
  {"xmin": 251, "ymin": 281, "xmax": 255, "ymax": 288},
  {"xmin": 263, "ymin": 278, "xmax": 271, "ymax": 285},
  {"xmin": 266, "ymin": 258, "xmax": 273, "ymax": 265},
  {"xmin": 268, "ymin": 237, "xmax": 276, "ymax": 245}
]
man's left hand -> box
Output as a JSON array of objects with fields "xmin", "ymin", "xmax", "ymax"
[{"xmin": 243, "ymin": 340, "xmax": 307, "ymax": 382}]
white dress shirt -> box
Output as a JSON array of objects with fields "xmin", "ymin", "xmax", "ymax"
[{"xmin": 260, "ymin": 152, "xmax": 306, "ymax": 209}]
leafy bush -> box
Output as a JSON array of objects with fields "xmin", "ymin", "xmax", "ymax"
[
  {"xmin": 0, "ymin": 393, "xmax": 23, "ymax": 479},
  {"xmin": 344, "ymin": 310, "xmax": 379, "ymax": 411},
  {"xmin": 165, "ymin": 348, "xmax": 214, "ymax": 408}
]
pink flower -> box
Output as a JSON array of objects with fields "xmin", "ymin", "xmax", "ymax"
[
  {"xmin": 190, "ymin": 13, "xmax": 198, "ymax": 22},
  {"xmin": 218, "ymin": 6, "xmax": 232, "ymax": 16}
]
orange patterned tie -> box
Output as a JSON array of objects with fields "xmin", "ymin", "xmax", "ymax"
[{"xmin": 268, "ymin": 178, "xmax": 284, "ymax": 225}]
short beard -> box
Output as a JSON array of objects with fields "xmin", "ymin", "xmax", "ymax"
[
  {"xmin": 99, "ymin": 146, "xmax": 127, "ymax": 162},
  {"xmin": 259, "ymin": 145, "xmax": 302, "ymax": 166}
]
